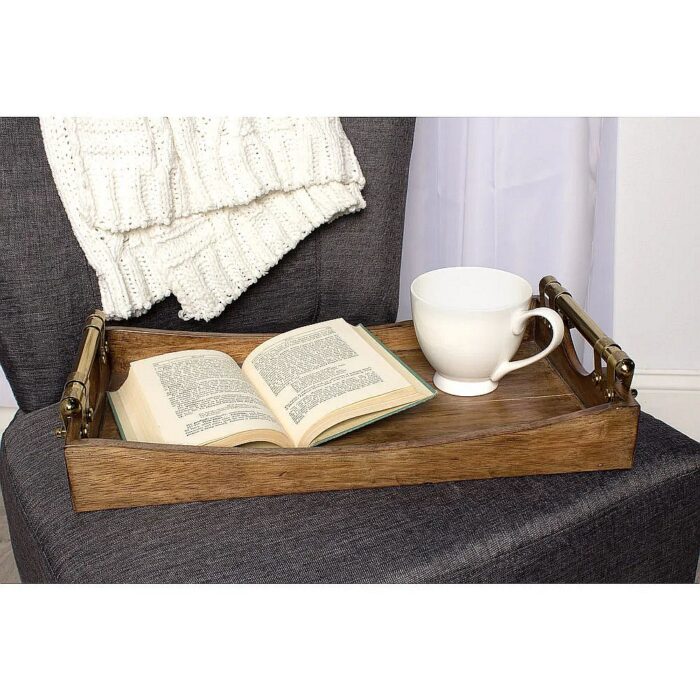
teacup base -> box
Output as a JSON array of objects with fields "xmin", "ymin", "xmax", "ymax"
[{"xmin": 433, "ymin": 373, "xmax": 498, "ymax": 397}]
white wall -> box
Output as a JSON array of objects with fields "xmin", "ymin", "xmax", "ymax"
[
  {"xmin": 0, "ymin": 364, "xmax": 15, "ymax": 408},
  {"xmin": 0, "ymin": 365, "xmax": 17, "ymax": 439},
  {"xmin": 614, "ymin": 118, "xmax": 700, "ymax": 440}
]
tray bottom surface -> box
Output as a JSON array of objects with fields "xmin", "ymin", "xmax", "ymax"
[{"xmin": 99, "ymin": 340, "xmax": 583, "ymax": 447}]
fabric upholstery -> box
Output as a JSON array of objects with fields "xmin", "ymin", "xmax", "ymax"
[
  {"xmin": 1, "ymin": 409, "xmax": 698, "ymax": 583},
  {"xmin": 0, "ymin": 117, "xmax": 415, "ymax": 412}
]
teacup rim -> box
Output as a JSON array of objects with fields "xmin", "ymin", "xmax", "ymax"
[{"xmin": 410, "ymin": 266, "xmax": 533, "ymax": 313}]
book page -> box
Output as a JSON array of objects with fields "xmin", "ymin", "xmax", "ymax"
[
  {"xmin": 119, "ymin": 350, "xmax": 287, "ymax": 445},
  {"xmin": 241, "ymin": 319, "xmax": 410, "ymax": 445},
  {"xmin": 309, "ymin": 325, "xmax": 436, "ymax": 445}
]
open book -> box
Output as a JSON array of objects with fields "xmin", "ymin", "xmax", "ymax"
[{"xmin": 108, "ymin": 319, "xmax": 435, "ymax": 448}]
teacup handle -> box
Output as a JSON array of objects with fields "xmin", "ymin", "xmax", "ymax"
[{"xmin": 490, "ymin": 307, "xmax": 565, "ymax": 382}]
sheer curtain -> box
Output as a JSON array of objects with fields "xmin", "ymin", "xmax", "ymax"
[{"xmin": 398, "ymin": 118, "xmax": 618, "ymax": 360}]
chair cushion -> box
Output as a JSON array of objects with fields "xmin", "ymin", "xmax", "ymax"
[
  {"xmin": 0, "ymin": 118, "xmax": 415, "ymax": 412},
  {"xmin": 1, "ymin": 408, "xmax": 698, "ymax": 583}
]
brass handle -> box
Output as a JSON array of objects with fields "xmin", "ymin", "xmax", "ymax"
[
  {"xmin": 57, "ymin": 311, "xmax": 110, "ymax": 440},
  {"xmin": 539, "ymin": 276, "xmax": 635, "ymax": 401}
]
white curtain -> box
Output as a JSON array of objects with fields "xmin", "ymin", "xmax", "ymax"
[{"xmin": 398, "ymin": 118, "xmax": 618, "ymax": 361}]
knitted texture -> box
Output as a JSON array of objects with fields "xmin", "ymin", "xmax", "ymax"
[{"xmin": 40, "ymin": 117, "xmax": 366, "ymax": 321}]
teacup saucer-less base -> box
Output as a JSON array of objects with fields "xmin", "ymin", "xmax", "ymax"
[{"xmin": 433, "ymin": 372, "xmax": 498, "ymax": 396}]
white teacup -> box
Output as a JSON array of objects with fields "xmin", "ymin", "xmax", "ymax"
[{"xmin": 410, "ymin": 267, "xmax": 565, "ymax": 396}]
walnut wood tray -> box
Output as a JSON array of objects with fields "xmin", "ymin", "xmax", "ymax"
[{"xmin": 56, "ymin": 276, "xmax": 640, "ymax": 512}]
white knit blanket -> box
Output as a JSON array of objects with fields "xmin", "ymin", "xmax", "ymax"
[{"xmin": 41, "ymin": 118, "xmax": 365, "ymax": 321}]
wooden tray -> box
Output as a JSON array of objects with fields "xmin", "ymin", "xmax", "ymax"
[{"xmin": 56, "ymin": 276, "xmax": 640, "ymax": 512}]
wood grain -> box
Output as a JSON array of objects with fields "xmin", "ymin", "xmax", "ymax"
[
  {"xmin": 67, "ymin": 404, "xmax": 639, "ymax": 512},
  {"xmin": 61, "ymin": 311, "xmax": 640, "ymax": 512}
]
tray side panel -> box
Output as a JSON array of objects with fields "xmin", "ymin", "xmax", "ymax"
[
  {"xmin": 106, "ymin": 322, "xmax": 420, "ymax": 376},
  {"xmin": 67, "ymin": 405, "xmax": 639, "ymax": 512}
]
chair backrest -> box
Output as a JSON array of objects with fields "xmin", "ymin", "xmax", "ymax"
[{"xmin": 0, "ymin": 117, "xmax": 415, "ymax": 412}]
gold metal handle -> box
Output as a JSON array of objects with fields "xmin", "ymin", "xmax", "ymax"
[
  {"xmin": 57, "ymin": 310, "xmax": 110, "ymax": 441},
  {"xmin": 539, "ymin": 276, "xmax": 635, "ymax": 401}
]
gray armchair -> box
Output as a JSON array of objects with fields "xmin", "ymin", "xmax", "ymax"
[{"xmin": 1, "ymin": 117, "xmax": 698, "ymax": 583}]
